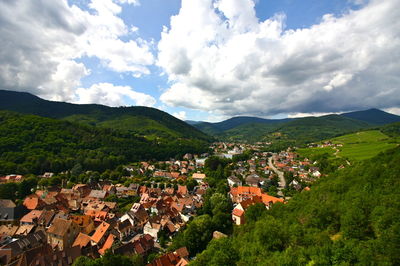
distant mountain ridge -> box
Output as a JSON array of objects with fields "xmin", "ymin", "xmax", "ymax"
[
  {"xmin": 341, "ymin": 108, "xmax": 400, "ymax": 125},
  {"xmin": 191, "ymin": 108, "xmax": 400, "ymax": 144},
  {"xmin": 0, "ymin": 90, "xmax": 212, "ymax": 141}
]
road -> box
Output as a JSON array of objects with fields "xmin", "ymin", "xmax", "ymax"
[{"xmin": 268, "ymin": 156, "xmax": 286, "ymax": 196}]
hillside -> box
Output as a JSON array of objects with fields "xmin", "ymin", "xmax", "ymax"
[
  {"xmin": 194, "ymin": 116, "xmax": 291, "ymax": 135},
  {"xmin": 0, "ymin": 90, "xmax": 211, "ymax": 141},
  {"xmin": 193, "ymin": 109, "xmax": 400, "ymax": 144},
  {"xmin": 200, "ymin": 115, "xmax": 371, "ymax": 147},
  {"xmin": 297, "ymin": 124, "xmax": 400, "ymax": 164},
  {"xmin": 191, "ymin": 146, "xmax": 400, "ymax": 265},
  {"xmin": 342, "ymin": 108, "xmax": 400, "ymax": 125},
  {"xmin": 0, "ymin": 111, "xmax": 209, "ymax": 175}
]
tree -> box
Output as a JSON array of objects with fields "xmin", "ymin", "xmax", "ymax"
[{"xmin": 245, "ymin": 203, "xmax": 266, "ymax": 223}]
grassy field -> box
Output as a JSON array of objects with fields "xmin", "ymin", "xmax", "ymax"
[
  {"xmin": 331, "ymin": 130, "xmax": 398, "ymax": 161},
  {"xmin": 297, "ymin": 130, "xmax": 399, "ymax": 162}
]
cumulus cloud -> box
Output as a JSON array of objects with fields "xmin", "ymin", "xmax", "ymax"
[
  {"xmin": 172, "ymin": 111, "xmax": 187, "ymax": 120},
  {"xmin": 75, "ymin": 83, "xmax": 156, "ymax": 107},
  {"xmin": 158, "ymin": 0, "xmax": 400, "ymax": 117},
  {"xmin": 0, "ymin": 0, "xmax": 153, "ymax": 103}
]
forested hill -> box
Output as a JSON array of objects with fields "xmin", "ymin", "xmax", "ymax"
[
  {"xmin": 342, "ymin": 108, "xmax": 400, "ymax": 125},
  {"xmin": 191, "ymin": 146, "xmax": 400, "ymax": 265},
  {"xmin": 0, "ymin": 111, "xmax": 209, "ymax": 175},
  {"xmin": 193, "ymin": 109, "xmax": 400, "ymax": 144},
  {"xmin": 0, "ymin": 90, "xmax": 211, "ymax": 141}
]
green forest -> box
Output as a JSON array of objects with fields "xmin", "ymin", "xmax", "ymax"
[{"xmin": 0, "ymin": 111, "xmax": 209, "ymax": 175}]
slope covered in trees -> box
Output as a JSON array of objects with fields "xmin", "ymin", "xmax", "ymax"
[
  {"xmin": 191, "ymin": 147, "xmax": 400, "ymax": 265},
  {"xmin": 0, "ymin": 111, "xmax": 209, "ymax": 175},
  {"xmin": 193, "ymin": 109, "xmax": 400, "ymax": 145},
  {"xmin": 0, "ymin": 90, "xmax": 212, "ymax": 141}
]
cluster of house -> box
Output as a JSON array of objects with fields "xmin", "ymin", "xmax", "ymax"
[
  {"xmin": 0, "ymin": 175, "xmax": 24, "ymax": 183},
  {"xmin": 126, "ymin": 153, "xmax": 209, "ymax": 183},
  {"xmin": 272, "ymin": 151, "xmax": 321, "ymax": 184},
  {"xmin": 0, "ymin": 181, "xmax": 208, "ymax": 265},
  {"xmin": 229, "ymin": 186, "xmax": 284, "ymax": 225},
  {"xmin": 222, "ymin": 150, "xmax": 275, "ymax": 188}
]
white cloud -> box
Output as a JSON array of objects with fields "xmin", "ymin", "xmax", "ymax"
[
  {"xmin": 158, "ymin": 0, "xmax": 400, "ymax": 117},
  {"xmin": 117, "ymin": 0, "xmax": 140, "ymax": 5},
  {"xmin": 75, "ymin": 83, "xmax": 156, "ymax": 107},
  {"xmin": 383, "ymin": 107, "xmax": 400, "ymax": 116},
  {"xmin": 287, "ymin": 112, "xmax": 340, "ymax": 118},
  {"xmin": 172, "ymin": 111, "xmax": 187, "ymax": 120},
  {"xmin": 0, "ymin": 0, "xmax": 153, "ymax": 103}
]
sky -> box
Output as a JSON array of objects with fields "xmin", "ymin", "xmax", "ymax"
[{"xmin": 0, "ymin": 0, "xmax": 399, "ymax": 122}]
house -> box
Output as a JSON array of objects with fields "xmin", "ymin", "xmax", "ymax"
[
  {"xmin": 28, "ymin": 245, "xmax": 82, "ymax": 266},
  {"xmin": 232, "ymin": 196, "xmax": 263, "ymax": 225},
  {"xmin": 312, "ymin": 170, "xmax": 321, "ymax": 177},
  {"xmin": 131, "ymin": 234, "xmax": 154, "ymax": 256},
  {"xmin": 23, "ymin": 195, "xmax": 46, "ymax": 210},
  {"xmin": 72, "ymin": 232, "xmax": 92, "ymax": 249},
  {"xmin": 227, "ymin": 175, "xmax": 242, "ymax": 187},
  {"xmin": 192, "ymin": 173, "xmax": 206, "ymax": 183},
  {"xmin": 116, "ymin": 219, "xmax": 134, "ymax": 239},
  {"xmin": 73, "ymin": 184, "xmax": 92, "ymax": 198},
  {"xmin": 245, "ymin": 174, "xmax": 261, "ymax": 187},
  {"xmin": 0, "ymin": 230, "xmax": 47, "ymax": 265},
  {"xmin": 91, "ymin": 221, "xmax": 110, "ymax": 247},
  {"xmin": 0, "ymin": 224, "xmax": 18, "ymax": 238},
  {"xmin": 120, "ymin": 203, "xmax": 149, "ymax": 229},
  {"xmin": 47, "ymin": 218, "xmax": 80, "ymax": 250},
  {"xmin": 230, "ymin": 186, "xmax": 283, "ymax": 208},
  {"xmin": 88, "ymin": 190, "xmax": 107, "ymax": 200},
  {"xmin": 0, "ymin": 199, "xmax": 28, "ymax": 225},
  {"xmin": 37, "ymin": 210, "xmax": 55, "ymax": 229},
  {"xmin": 177, "ymin": 185, "xmax": 188, "ymax": 195},
  {"xmin": 148, "ymin": 246, "xmax": 189, "ymax": 266},
  {"xmin": 143, "ymin": 221, "xmax": 161, "ymax": 240},
  {"xmin": 14, "ymin": 224, "xmax": 35, "ymax": 236},
  {"xmin": 20, "ymin": 210, "xmax": 43, "ymax": 225},
  {"xmin": 70, "ymin": 215, "xmax": 95, "ymax": 234},
  {"xmin": 98, "ymin": 234, "xmax": 114, "ymax": 255}
]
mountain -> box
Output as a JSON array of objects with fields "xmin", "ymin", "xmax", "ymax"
[
  {"xmin": 185, "ymin": 120, "xmax": 204, "ymax": 125},
  {"xmin": 192, "ymin": 109, "xmax": 400, "ymax": 145},
  {"xmin": 194, "ymin": 116, "xmax": 292, "ymax": 135},
  {"xmin": 341, "ymin": 108, "xmax": 400, "ymax": 125},
  {"xmin": 0, "ymin": 111, "xmax": 209, "ymax": 175},
  {"xmin": 193, "ymin": 114, "xmax": 371, "ymax": 145},
  {"xmin": 0, "ymin": 90, "xmax": 211, "ymax": 141}
]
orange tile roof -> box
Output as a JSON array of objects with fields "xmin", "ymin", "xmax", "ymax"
[
  {"xmin": 91, "ymin": 222, "xmax": 110, "ymax": 243},
  {"xmin": 261, "ymin": 194, "xmax": 284, "ymax": 205},
  {"xmin": 23, "ymin": 195, "xmax": 43, "ymax": 210},
  {"xmin": 232, "ymin": 208, "xmax": 244, "ymax": 217},
  {"xmin": 192, "ymin": 173, "xmax": 206, "ymax": 179},
  {"xmin": 20, "ymin": 210, "xmax": 43, "ymax": 223},
  {"xmin": 71, "ymin": 215, "xmax": 93, "ymax": 227},
  {"xmin": 177, "ymin": 185, "xmax": 188, "ymax": 195},
  {"xmin": 72, "ymin": 232, "xmax": 91, "ymax": 248},
  {"xmin": 231, "ymin": 186, "xmax": 263, "ymax": 196},
  {"xmin": 99, "ymin": 234, "xmax": 114, "ymax": 255}
]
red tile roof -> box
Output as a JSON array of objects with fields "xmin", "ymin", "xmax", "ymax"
[
  {"xmin": 91, "ymin": 222, "xmax": 110, "ymax": 243},
  {"xmin": 99, "ymin": 234, "xmax": 114, "ymax": 255}
]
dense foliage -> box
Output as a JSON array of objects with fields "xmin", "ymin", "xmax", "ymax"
[
  {"xmin": 72, "ymin": 252, "xmax": 144, "ymax": 266},
  {"xmin": 191, "ymin": 147, "xmax": 400, "ymax": 265},
  {"xmin": 196, "ymin": 114, "xmax": 373, "ymax": 147},
  {"xmin": 0, "ymin": 90, "xmax": 212, "ymax": 141},
  {"xmin": 0, "ymin": 111, "xmax": 209, "ymax": 175},
  {"xmin": 168, "ymin": 156, "xmax": 233, "ymax": 256}
]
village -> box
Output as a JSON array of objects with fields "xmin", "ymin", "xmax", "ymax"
[{"xmin": 0, "ymin": 142, "xmax": 322, "ymax": 266}]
